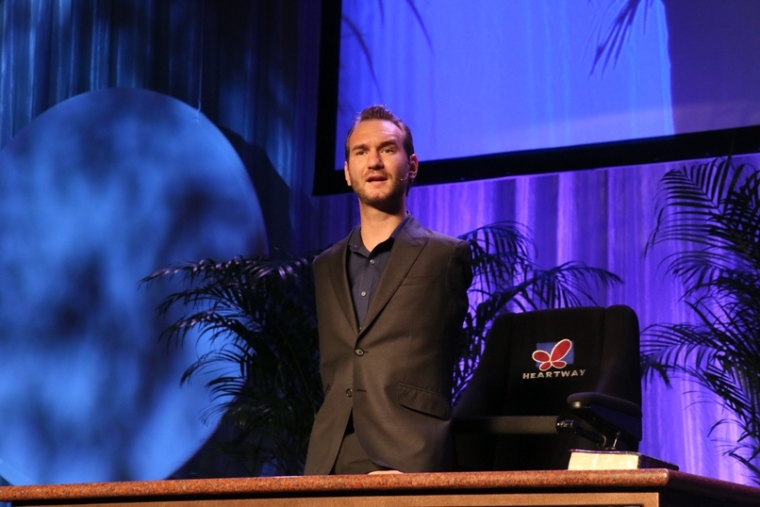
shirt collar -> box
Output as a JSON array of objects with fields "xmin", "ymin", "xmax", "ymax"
[{"xmin": 349, "ymin": 212, "xmax": 413, "ymax": 253}]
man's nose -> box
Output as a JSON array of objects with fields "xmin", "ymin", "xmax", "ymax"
[{"xmin": 368, "ymin": 150, "xmax": 383, "ymax": 168}]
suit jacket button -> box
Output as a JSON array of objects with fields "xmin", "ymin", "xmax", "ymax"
[
  {"xmin": 354, "ymin": 348, "xmax": 365, "ymax": 356},
  {"xmin": 345, "ymin": 388, "xmax": 353, "ymax": 398}
]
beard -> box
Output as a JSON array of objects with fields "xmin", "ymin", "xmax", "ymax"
[{"xmin": 351, "ymin": 176, "xmax": 408, "ymax": 213}]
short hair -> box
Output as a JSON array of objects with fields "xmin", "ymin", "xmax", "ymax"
[{"xmin": 344, "ymin": 105, "xmax": 415, "ymax": 161}]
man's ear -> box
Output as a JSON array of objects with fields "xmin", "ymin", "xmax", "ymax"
[
  {"xmin": 409, "ymin": 154, "xmax": 419, "ymax": 180},
  {"xmin": 344, "ymin": 161, "xmax": 351, "ymax": 186}
]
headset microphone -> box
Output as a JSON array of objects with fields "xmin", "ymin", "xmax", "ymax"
[{"xmin": 399, "ymin": 171, "xmax": 417, "ymax": 182}]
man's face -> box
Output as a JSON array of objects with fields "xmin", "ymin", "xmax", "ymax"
[{"xmin": 344, "ymin": 119, "xmax": 417, "ymax": 209}]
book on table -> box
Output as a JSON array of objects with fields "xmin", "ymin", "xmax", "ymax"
[{"xmin": 568, "ymin": 449, "xmax": 679, "ymax": 471}]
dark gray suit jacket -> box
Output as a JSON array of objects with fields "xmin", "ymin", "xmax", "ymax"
[{"xmin": 304, "ymin": 217, "xmax": 472, "ymax": 474}]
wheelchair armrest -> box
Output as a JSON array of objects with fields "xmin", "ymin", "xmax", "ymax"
[
  {"xmin": 568, "ymin": 392, "xmax": 640, "ymax": 417},
  {"xmin": 566, "ymin": 392, "xmax": 642, "ymax": 444}
]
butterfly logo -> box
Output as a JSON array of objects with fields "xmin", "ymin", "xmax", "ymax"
[{"xmin": 532, "ymin": 339, "xmax": 573, "ymax": 371}]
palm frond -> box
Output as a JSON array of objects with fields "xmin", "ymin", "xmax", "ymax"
[
  {"xmin": 453, "ymin": 223, "xmax": 621, "ymax": 400},
  {"xmin": 646, "ymin": 159, "xmax": 747, "ymax": 253},
  {"xmin": 143, "ymin": 253, "xmax": 320, "ymax": 476},
  {"xmin": 515, "ymin": 263, "xmax": 622, "ymax": 310},
  {"xmin": 591, "ymin": 0, "xmax": 654, "ymax": 74},
  {"xmin": 458, "ymin": 221, "xmax": 533, "ymax": 294},
  {"xmin": 643, "ymin": 157, "xmax": 760, "ymax": 479}
]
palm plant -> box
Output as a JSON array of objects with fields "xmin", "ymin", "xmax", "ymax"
[
  {"xmin": 145, "ymin": 222, "xmax": 620, "ymax": 476},
  {"xmin": 642, "ymin": 157, "xmax": 760, "ymax": 484},
  {"xmin": 143, "ymin": 254, "xmax": 321, "ymax": 476}
]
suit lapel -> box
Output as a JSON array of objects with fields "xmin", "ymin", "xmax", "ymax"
[
  {"xmin": 325, "ymin": 237, "xmax": 360, "ymax": 335},
  {"xmin": 359, "ymin": 217, "xmax": 428, "ymax": 336}
]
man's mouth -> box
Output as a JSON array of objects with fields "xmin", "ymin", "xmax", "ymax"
[{"xmin": 366, "ymin": 174, "xmax": 387, "ymax": 183}]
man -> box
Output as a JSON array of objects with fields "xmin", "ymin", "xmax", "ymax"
[{"xmin": 304, "ymin": 105, "xmax": 472, "ymax": 475}]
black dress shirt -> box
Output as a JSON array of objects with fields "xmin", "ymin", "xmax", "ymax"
[{"xmin": 346, "ymin": 214, "xmax": 412, "ymax": 329}]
